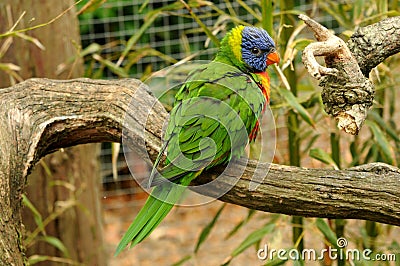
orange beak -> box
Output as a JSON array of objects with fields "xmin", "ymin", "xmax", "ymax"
[{"xmin": 266, "ymin": 51, "xmax": 280, "ymax": 66}]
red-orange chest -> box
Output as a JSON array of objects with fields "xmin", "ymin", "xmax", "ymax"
[{"xmin": 248, "ymin": 71, "xmax": 270, "ymax": 142}]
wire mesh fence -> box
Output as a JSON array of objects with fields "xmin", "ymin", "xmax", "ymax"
[{"xmin": 78, "ymin": 0, "xmax": 261, "ymax": 198}]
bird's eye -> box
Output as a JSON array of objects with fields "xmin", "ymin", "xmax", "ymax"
[{"xmin": 250, "ymin": 47, "xmax": 262, "ymax": 56}]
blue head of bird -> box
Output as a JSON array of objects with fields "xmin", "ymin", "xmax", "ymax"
[{"xmin": 217, "ymin": 25, "xmax": 280, "ymax": 72}]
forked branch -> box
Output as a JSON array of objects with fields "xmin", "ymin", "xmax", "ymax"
[
  {"xmin": 299, "ymin": 14, "xmax": 376, "ymax": 135},
  {"xmin": 299, "ymin": 15, "xmax": 400, "ymax": 135}
]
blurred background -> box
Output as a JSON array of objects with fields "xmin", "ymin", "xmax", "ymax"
[{"xmin": 1, "ymin": 0, "xmax": 399, "ymax": 265}]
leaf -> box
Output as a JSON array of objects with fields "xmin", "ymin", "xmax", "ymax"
[
  {"xmin": 365, "ymin": 120, "xmax": 395, "ymax": 165},
  {"xmin": 79, "ymin": 43, "xmax": 101, "ymax": 58},
  {"xmin": 39, "ymin": 160, "xmax": 53, "ymax": 177},
  {"xmin": 125, "ymin": 47, "xmax": 177, "ymax": 70},
  {"xmin": 0, "ymin": 0, "xmax": 84, "ymax": 38},
  {"xmin": 182, "ymin": 2, "xmax": 220, "ymax": 47},
  {"xmin": 274, "ymin": 10, "xmax": 304, "ymax": 16},
  {"xmin": 116, "ymin": 9, "xmax": 161, "ymax": 66},
  {"xmin": 352, "ymin": 0, "xmax": 364, "ymax": 22},
  {"xmin": 364, "ymin": 143, "xmax": 379, "ymax": 164},
  {"xmin": 302, "ymin": 133, "xmax": 320, "ymax": 155},
  {"xmin": 225, "ymin": 209, "xmax": 256, "ymax": 239},
  {"xmin": 264, "ymin": 256, "xmax": 289, "ymax": 266},
  {"xmin": 319, "ymin": 1, "xmax": 351, "ymax": 29},
  {"xmin": 92, "ymin": 54, "xmax": 128, "ymax": 78},
  {"xmin": 292, "ymin": 38, "xmax": 314, "ymax": 51},
  {"xmin": 368, "ymin": 111, "xmax": 400, "ymax": 142},
  {"xmin": 293, "ymin": 259, "xmax": 305, "ymax": 266},
  {"xmin": 38, "ymin": 236, "xmax": 70, "ymax": 258},
  {"xmin": 389, "ymin": 241, "xmax": 400, "ymax": 266},
  {"xmin": 349, "ymin": 140, "xmax": 360, "ymax": 166},
  {"xmin": 194, "ymin": 203, "xmax": 225, "ymax": 253},
  {"xmin": 15, "ymin": 32, "xmax": 45, "ymax": 50},
  {"xmin": 275, "ymin": 85, "xmax": 315, "ymax": 128},
  {"xmin": 309, "ymin": 148, "xmax": 339, "ymax": 169},
  {"xmin": 377, "ymin": 0, "xmax": 388, "ymax": 14},
  {"xmin": 22, "ymin": 194, "xmax": 45, "ymax": 235},
  {"xmin": 265, "ymin": 260, "xmax": 289, "ymax": 265},
  {"xmin": 139, "ymin": 0, "xmax": 150, "ymax": 13},
  {"xmin": 316, "ymin": 218, "xmax": 338, "ymax": 248},
  {"xmin": 360, "ymin": 10, "xmax": 400, "ymax": 26},
  {"xmin": 77, "ymin": 0, "xmax": 106, "ymax": 14},
  {"xmin": 28, "ymin": 255, "xmax": 50, "ymax": 265},
  {"xmin": 28, "ymin": 255, "xmax": 79, "ymax": 265},
  {"xmin": 261, "ymin": 0, "xmax": 274, "ymax": 34},
  {"xmin": 0, "ymin": 63, "xmax": 21, "ymax": 71},
  {"xmin": 238, "ymin": 0, "xmax": 262, "ymax": 21},
  {"xmin": 172, "ymin": 255, "xmax": 192, "ymax": 266},
  {"xmin": 230, "ymin": 223, "xmax": 275, "ymax": 258},
  {"xmin": 48, "ymin": 180, "xmax": 76, "ymax": 191}
]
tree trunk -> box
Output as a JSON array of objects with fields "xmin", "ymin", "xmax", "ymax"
[{"xmin": 0, "ymin": 1, "xmax": 105, "ymax": 265}]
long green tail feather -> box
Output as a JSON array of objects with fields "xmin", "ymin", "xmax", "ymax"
[{"xmin": 115, "ymin": 173, "xmax": 195, "ymax": 255}]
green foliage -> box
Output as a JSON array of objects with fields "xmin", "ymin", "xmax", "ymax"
[
  {"xmin": 225, "ymin": 209, "xmax": 256, "ymax": 239},
  {"xmin": 316, "ymin": 218, "xmax": 339, "ymax": 249},
  {"xmin": 366, "ymin": 120, "xmax": 395, "ymax": 165},
  {"xmin": 22, "ymin": 162, "xmax": 85, "ymax": 265},
  {"xmin": 22, "ymin": 195, "xmax": 45, "ymax": 235},
  {"xmin": 171, "ymin": 255, "xmax": 192, "ymax": 266},
  {"xmin": 276, "ymin": 86, "xmax": 315, "ymax": 128},
  {"xmin": 194, "ymin": 203, "xmax": 226, "ymax": 253},
  {"xmin": 309, "ymin": 148, "xmax": 339, "ymax": 169},
  {"xmin": 224, "ymin": 220, "xmax": 276, "ymax": 265}
]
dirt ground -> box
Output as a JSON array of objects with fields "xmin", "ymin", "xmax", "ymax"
[
  {"xmin": 102, "ymin": 188, "xmax": 400, "ymax": 266},
  {"xmin": 103, "ymin": 191, "xmax": 270, "ymax": 266}
]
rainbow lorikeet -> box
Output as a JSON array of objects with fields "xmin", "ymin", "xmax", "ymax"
[{"xmin": 116, "ymin": 25, "xmax": 279, "ymax": 254}]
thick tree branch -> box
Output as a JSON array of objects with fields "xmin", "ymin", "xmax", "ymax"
[
  {"xmin": 194, "ymin": 161, "xmax": 400, "ymax": 225},
  {"xmin": 348, "ymin": 16, "xmax": 400, "ymax": 76},
  {"xmin": 1, "ymin": 78, "xmax": 399, "ymax": 243},
  {"xmin": 300, "ymin": 15, "xmax": 400, "ymax": 135},
  {"xmin": 0, "ymin": 78, "xmax": 165, "ymax": 265}
]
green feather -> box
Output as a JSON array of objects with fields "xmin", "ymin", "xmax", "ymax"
[
  {"xmin": 115, "ymin": 173, "xmax": 196, "ymax": 255},
  {"xmin": 180, "ymin": 137, "xmax": 202, "ymax": 152},
  {"xmin": 178, "ymin": 124, "xmax": 200, "ymax": 143},
  {"xmin": 201, "ymin": 120, "xmax": 219, "ymax": 135}
]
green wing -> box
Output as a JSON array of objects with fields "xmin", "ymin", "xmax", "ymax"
[
  {"xmin": 150, "ymin": 61, "xmax": 266, "ymax": 185},
  {"xmin": 115, "ymin": 61, "xmax": 266, "ymax": 254},
  {"xmin": 166, "ymin": 61, "xmax": 266, "ymax": 163}
]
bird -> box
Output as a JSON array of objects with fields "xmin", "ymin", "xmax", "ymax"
[{"xmin": 115, "ymin": 25, "xmax": 279, "ymax": 255}]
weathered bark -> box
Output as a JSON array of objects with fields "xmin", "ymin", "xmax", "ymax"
[
  {"xmin": 348, "ymin": 17, "xmax": 400, "ymax": 77},
  {"xmin": 300, "ymin": 15, "xmax": 400, "ymax": 135},
  {"xmin": 0, "ymin": 2, "xmax": 105, "ymax": 265}
]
